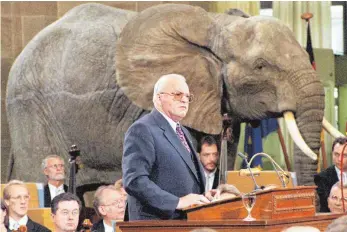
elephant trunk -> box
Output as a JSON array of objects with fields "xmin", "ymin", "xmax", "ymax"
[{"xmin": 291, "ymin": 69, "xmax": 325, "ymax": 186}]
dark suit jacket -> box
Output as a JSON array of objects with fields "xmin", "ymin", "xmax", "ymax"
[
  {"xmin": 314, "ymin": 165, "xmax": 339, "ymax": 212},
  {"xmin": 212, "ymin": 168, "xmax": 219, "ymax": 190},
  {"xmin": 122, "ymin": 109, "xmax": 206, "ymax": 220},
  {"xmin": 91, "ymin": 220, "xmax": 104, "ymax": 232},
  {"xmin": 44, "ymin": 184, "xmax": 68, "ymax": 207},
  {"xmin": 27, "ymin": 217, "xmax": 51, "ymax": 232}
]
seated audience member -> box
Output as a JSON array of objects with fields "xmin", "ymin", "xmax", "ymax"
[
  {"xmin": 42, "ymin": 155, "xmax": 67, "ymax": 207},
  {"xmin": 281, "ymin": 226, "xmax": 319, "ymax": 232},
  {"xmin": 3, "ymin": 180, "xmax": 50, "ymax": 232},
  {"xmin": 1, "ymin": 199, "xmax": 9, "ymax": 231},
  {"xmin": 51, "ymin": 192, "xmax": 81, "ymax": 232},
  {"xmin": 92, "ymin": 185, "xmax": 127, "ymax": 231},
  {"xmin": 314, "ymin": 137, "xmax": 347, "ymax": 212},
  {"xmin": 328, "ymin": 181, "xmax": 347, "ymax": 213},
  {"xmin": 198, "ymin": 136, "xmax": 220, "ymax": 192},
  {"xmin": 325, "ymin": 215, "xmax": 347, "ymax": 232}
]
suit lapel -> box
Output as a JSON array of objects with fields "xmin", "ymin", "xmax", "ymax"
[
  {"xmin": 181, "ymin": 126, "xmax": 206, "ymax": 187},
  {"xmin": 64, "ymin": 184, "xmax": 68, "ymax": 193},
  {"xmin": 44, "ymin": 185, "xmax": 51, "ymax": 207},
  {"xmin": 26, "ymin": 218, "xmax": 34, "ymax": 231},
  {"xmin": 152, "ymin": 109, "xmax": 200, "ymax": 183}
]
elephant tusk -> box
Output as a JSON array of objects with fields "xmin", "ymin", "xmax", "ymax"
[
  {"xmin": 322, "ymin": 117, "xmax": 344, "ymax": 138},
  {"xmin": 283, "ymin": 111, "xmax": 318, "ymax": 161}
]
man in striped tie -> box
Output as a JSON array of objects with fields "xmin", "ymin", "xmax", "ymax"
[{"xmin": 123, "ymin": 74, "xmax": 211, "ymax": 220}]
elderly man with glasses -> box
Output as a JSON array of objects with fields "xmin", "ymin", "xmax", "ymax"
[
  {"xmin": 42, "ymin": 155, "xmax": 68, "ymax": 207},
  {"xmin": 328, "ymin": 181, "xmax": 347, "ymax": 214},
  {"xmin": 3, "ymin": 180, "xmax": 50, "ymax": 231},
  {"xmin": 123, "ymin": 74, "xmax": 211, "ymax": 221},
  {"xmin": 92, "ymin": 184, "xmax": 127, "ymax": 232}
]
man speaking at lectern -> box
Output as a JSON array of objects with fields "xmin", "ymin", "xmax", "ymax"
[{"xmin": 122, "ymin": 74, "xmax": 209, "ymax": 220}]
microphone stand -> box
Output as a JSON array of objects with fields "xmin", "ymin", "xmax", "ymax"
[
  {"xmin": 248, "ymin": 152, "xmax": 289, "ymax": 188},
  {"xmin": 238, "ymin": 152, "xmax": 261, "ymax": 191}
]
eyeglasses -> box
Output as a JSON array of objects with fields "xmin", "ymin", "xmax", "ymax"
[
  {"xmin": 159, "ymin": 92, "xmax": 194, "ymax": 103},
  {"xmin": 101, "ymin": 200, "xmax": 125, "ymax": 209},
  {"xmin": 58, "ymin": 209, "xmax": 79, "ymax": 216},
  {"xmin": 10, "ymin": 195, "xmax": 30, "ymax": 201},
  {"xmin": 46, "ymin": 164, "xmax": 64, "ymax": 169},
  {"xmin": 329, "ymin": 195, "xmax": 347, "ymax": 203}
]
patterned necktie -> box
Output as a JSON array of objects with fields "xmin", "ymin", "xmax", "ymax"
[
  {"xmin": 176, "ymin": 124, "xmax": 191, "ymax": 153},
  {"xmin": 56, "ymin": 186, "xmax": 64, "ymax": 196}
]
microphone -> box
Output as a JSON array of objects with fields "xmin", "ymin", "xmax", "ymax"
[
  {"xmin": 248, "ymin": 152, "xmax": 289, "ymax": 188},
  {"xmin": 237, "ymin": 152, "xmax": 261, "ymax": 191}
]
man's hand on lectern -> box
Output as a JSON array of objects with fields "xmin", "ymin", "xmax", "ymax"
[{"xmin": 176, "ymin": 193, "xmax": 210, "ymax": 209}]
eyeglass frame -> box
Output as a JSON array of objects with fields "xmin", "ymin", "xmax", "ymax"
[
  {"xmin": 159, "ymin": 91, "xmax": 194, "ymax": 103},
  {"xmin": 101, "ymin": 199, "xmax": 125, "ymax": 209},
  {"xmin": 46, "ymin": 164, "xmax": 65, "ymax": 169},
  {"xmin": 10, "ymin": 195, "xmax": 30, "ymax": 201},
  {"xmin": 329, "ymin": 194, "xmax": 347, "ymax": 203}
]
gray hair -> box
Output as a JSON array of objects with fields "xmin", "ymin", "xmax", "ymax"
[
  {"xmin": 93, "ymin": 185, "xmax": 122, "ymax": 217},
  {"xmin": 330, "ymin": 181, "xmax": 347, "ymax": 195},
  {"xmin": 152, "ymin": 74, "xmax": 186, "ymax": 103},
  {"xmin": 41, "ymin": 155, "xmax": 64, "ymax": 170}
]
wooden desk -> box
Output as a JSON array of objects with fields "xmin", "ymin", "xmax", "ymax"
[{"xmin": 117, "ymin": 213, "xmax": 343, "ymax": 232}]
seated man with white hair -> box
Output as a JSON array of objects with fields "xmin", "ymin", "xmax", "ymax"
[
  {"xmin": 328, "ymin": 181, "xmax": 347, "ymax": 214},
  {"xmin": 92, "ymin": 184, "xmax": 127, "ymax": 232}
]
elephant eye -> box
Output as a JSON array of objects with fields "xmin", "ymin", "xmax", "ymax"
[{"xmin": 253, "ymin": 59, "xmax": 267, "ymax": 71}]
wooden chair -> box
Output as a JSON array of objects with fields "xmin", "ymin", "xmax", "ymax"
[
  {"xmin": 226, "ymin": 170, "xmax": 295, "ymax": 193},
  {"xmin": 1, "ymin": 183, "xmax": 42, "ymax": 208},
  {"xmin": 28, "ymin": 208, "xmax": 54, "ymax": 231}
]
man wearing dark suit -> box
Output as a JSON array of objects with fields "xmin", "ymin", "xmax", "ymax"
[
  {"xmin": 91, "ymin": 184, "xmax": 126, "ymax": 232},
  {"xmin": 314, "ymin": 137, "xmax": 347, "ymax": 212},
  {"xmin": 122, "ymin": 74, "xmax": 210, "ymax": 220},
  {"xmin": 3, "ymin": 180, "xmax": 51, "ymax": 232},
  {"xmin": 198, "ymin": 136, "xmax": 220, "ymax": 192},
  {"xmin": 42, "ymin": 155, "xmax": 68, "ymax": 207}
]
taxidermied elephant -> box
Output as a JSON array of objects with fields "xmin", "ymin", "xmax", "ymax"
[{"xmin": 6, "ymin": 3, "xmax": 341, "ymax": 188}]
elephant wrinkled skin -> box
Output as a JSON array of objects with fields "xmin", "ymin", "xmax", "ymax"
[{"xmin": 6, "ymin": 3, "xmax": 324, "ymax": 187}]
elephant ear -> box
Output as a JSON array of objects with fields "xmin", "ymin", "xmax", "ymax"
[{"xmin": 116, "ymin": 4, "xmax": 224, "ymax": 134}]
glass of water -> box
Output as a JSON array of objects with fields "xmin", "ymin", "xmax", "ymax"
[{"xmin": 242, "ymin": 192, "xmax": 256, "ymax": 221}]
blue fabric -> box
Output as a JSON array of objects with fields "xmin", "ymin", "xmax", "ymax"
[
  {"xmin": 36, "ymin": 183, "xmax": 45, "ymax": 208},
  {"xmin": 242, "ymin": 118, "xmax": 278, "ymax": 168}
]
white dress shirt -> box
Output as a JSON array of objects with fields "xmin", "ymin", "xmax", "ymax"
[
  {"xmin": 335, "ymin": 166, "xmax": 347, "ymax": 183},
  {"xmin": 103, "ymin": 220, "xmax": 115, "ymax": 232},
  {"xmin": 9, "ymin": 215, "xmax": 28, "ymax": 230},
  {"xmin": 157, "ymin": 110, "xmax": 177, "ymax": 132},
  {"xmin": 204, "ymin": 169, "xmax": 217, "ymax": 192},
  {"xmin": 48, "ymin": 183, "xmax": 65, "ymax": 200}
]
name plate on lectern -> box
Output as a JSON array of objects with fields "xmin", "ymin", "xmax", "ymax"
[{"xmin": 183, "ymin": 186, "xmax": 316, "ymax": 221}]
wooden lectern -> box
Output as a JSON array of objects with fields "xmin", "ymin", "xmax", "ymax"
[
  {"xmin": 117, "ymin": 186, "xmax": 344, "ymax": 232},
  {"xmin": 184, "ymin": 186, "xmax": 315, "ymax": 221}
]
